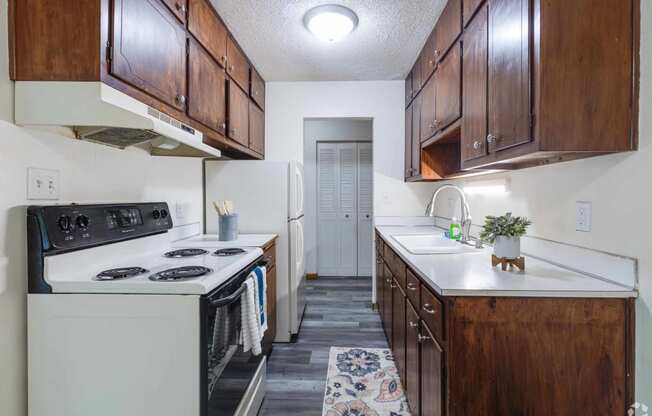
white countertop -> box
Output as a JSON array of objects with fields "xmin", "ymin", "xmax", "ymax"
[
  {"xmin": 174, "ymin": 234, "xmax": 277, "ymax": 248},
  {"xmin": 376, "ymin": 226, "xmax": 637, "ymax": 298}
]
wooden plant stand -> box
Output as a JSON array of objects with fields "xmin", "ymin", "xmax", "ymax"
[{"xmin": 492, "ymin": 255, "xmax": 526, "ymax": 271}]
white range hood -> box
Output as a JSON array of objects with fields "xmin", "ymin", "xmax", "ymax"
[{"xmin": 14, "ymin": 81, "xmax": 221, "ymax": 158}]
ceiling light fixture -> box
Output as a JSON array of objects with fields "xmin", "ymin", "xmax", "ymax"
[{"xmin": 303, "ymin": 4, "xmax": 359, "ymax": 42}]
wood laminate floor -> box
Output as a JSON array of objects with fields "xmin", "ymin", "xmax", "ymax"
[{"xmin": 260, "ymin": 276, "xmax": 387, "ymax": 416}]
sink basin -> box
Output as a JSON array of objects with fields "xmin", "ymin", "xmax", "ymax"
[{"xmin": 392, "ymin": 234, "xmax": 478, "ymax": 255}]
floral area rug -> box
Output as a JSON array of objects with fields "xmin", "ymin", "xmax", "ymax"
[{"xmin": 322, "ymin": 347, "xmax": 411, "ymax": 416}]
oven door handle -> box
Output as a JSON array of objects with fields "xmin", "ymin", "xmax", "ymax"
[{"xmin": 210, "ymin": 283, "xmax": 247, "ymax": 307}]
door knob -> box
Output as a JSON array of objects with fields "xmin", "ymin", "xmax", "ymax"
[
  {"xmin": 487, "ymin": 134, "xmax": 497, "ymax": 144},
  {"xmin": 345, "ymin": 214, "xmax": 350, "ymax": 219},
  {"xmin": 175, "ymin": 94, "xmax": 186, "ymax": 105}
]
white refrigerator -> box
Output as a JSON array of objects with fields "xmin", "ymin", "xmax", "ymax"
[{"xmin": 204, "ymin": 160, "xmax": 305, "ymax": 342}]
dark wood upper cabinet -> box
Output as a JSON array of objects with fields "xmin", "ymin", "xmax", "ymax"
[
  {"xmin": 420, "ymin": 74, "xmax": 437, "ymax": 142},
  {"xmin": 250, "ymin": 68, "xmax": 266, "ymax": 111},
  {"xmin": 160, "ymin": 0, "xmax": 187, "ymax": 23},
  {"xmin": 188, "ymin": 0, "xmax": 228, "ymax": 68},
  {"xmin": 461, "ymin": 5, "xmax": 488, "ymax": 162},
  {"xmin": 411, "ymin": 94, "xmax": 422, "ymax": 176},
  {"xmin": 405, "ymin": 104, "xmax": 413, "ymax": 179},
  {"xmin": 392, "ymin": 283, "xmax": 407, "ymax": 382},
  {"xmin": 434, "ymin": 0, "xmax": 462, "ymax": 59},
  {"xmin": 405, "ymin": 301, "xmax": 421, "ymax": 416},
  {"xmin": 420, "ymin": 323, "xmax": 444, "ymax": 416},
  {"xmin": 405, "ymin": 70, "xmax": 413, "ymax": 106},
  {"xmin": 227, "ymin": 37, "xmax": 251, "ymax": 93},
  {"xmin": 434, "ymin": 42, "xmax": 461, "ymax": 132},
  {"xmin": 412, "ymin": 55, "xmax": 423, "ymax": 93},
  {"xmin": 227, "ymin": 80, "xmax": 249, "ymax": 147},
  {"xmin": 187, "ymin": 40, "xmax": 227, "ymax": 135},
  {"xmin": 421, "ymin": 30, "xmax": 437, "ymax": 83},
  {"xmin": 111, "ymin": 0, "xmax": 187, "ymax": 110},
  {"xmin": 487, "ymin": 0, "xmax": 532, "ymax": 153},
  {"xmin": 463, "ymin": 0, "xmax": 484, "ymax": 27},
  {"xmin": 249, "ymin": 100, "xmax": 265, "ymax": 155}
]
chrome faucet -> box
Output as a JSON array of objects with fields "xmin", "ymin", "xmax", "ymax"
[{"xmin": 425, "ymin": 184, "xmax": 472, "ymax": 243}]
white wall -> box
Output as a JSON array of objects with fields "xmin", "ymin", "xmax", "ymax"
[
  {"xmin": 0, "ymin": 2, "xmax": 204, "ymax": 415},
  {"xmin": 303, "ymin": 118, "xmax": 373, "ymax": 274},
  {"xmin": 266, "ymin": 81, "xmax": 436, "ymax": 219},
  {"xmin": 430, "ymin": 1, "xmax": 651, "ymax": 402}
]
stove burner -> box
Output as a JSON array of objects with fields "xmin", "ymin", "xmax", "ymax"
[
  {"xmin": 149, "ymin": 266, "xmax": 213, "ymax": 281},
  {"xmin": 164, "ymin": 248, "xmax": 209, "ymax": 258},
  {"xmin": 213, "ymin": 248, "xmax": 246, "ymax": 257},
  {"xmin": 95, "ymin": 267, "xmax": 148, "ymax": 281}
]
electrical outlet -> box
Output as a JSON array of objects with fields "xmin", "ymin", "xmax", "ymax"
[
  {"xmin": 27, "ymin": 168, "xmax": 60, "ymax": 200},
  {"xmin": 175, "ymin": 202, "xmax": 187, "ymax": 221},
  {"xmin": 575, "ymin": 201, "xmax": 592, "ymax": 232}
]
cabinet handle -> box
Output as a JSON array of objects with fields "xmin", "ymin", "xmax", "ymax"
[
  {"xmin": 487, "ymin": 134, "xmax": 497, "ymax": 144},
  {"xmin": 390, "ymin": 282, "xmax": 397, "ymax": 289},
  {"xmin": 434, "ymin": 119, "xmax": 441, "ymax": 127},
  {"xmin": 219, "ymin": 122, "xmax": 226, "ymax": 131},
  {"xmin": 229, "ymin": 65, "xmax": 235, "ymax": 72},
  {"xmin": 386, "ymin": 279, "xmax": 392, "ymax": 284},
  {"xmin": 409, "ymin": 321, "xmax": 419, "ymax": 328},
  {"xmin": 473, "ymin": 140, "xmax": 481, "ymax": 150},
  {"xmin": 407, "ymin": 282, "xmax": 417, "ymax": 291},
  {"xmin": 422, "ymin": 304, "xmax": 436, "ymax": 315},
  {"xmin": 434, "ymin": 49, "xmax": 440, "ymax": 56},
  {"xmin": 418, "ymin": 333, "xmax": 432, "ymax": 343},
  {"xmin": 175, "ymin": 94, "xmax": 186, "ymax": 105},
  {"xmin": 429, "ymin": 59, "xmax": 434, "ymax": 66},
  {"xmin": 175, "ymin": 2, "xmax": 187, "ymax": 13}
]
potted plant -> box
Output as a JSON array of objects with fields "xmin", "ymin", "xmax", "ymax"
[{"xmin": 480, "ymin": 213, "xmax": 532, "ymax": 259}]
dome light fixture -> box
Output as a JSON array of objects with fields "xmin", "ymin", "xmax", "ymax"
[{"xmin": 303, "ymin": 4, "xmax": 359, "ymax": 42}]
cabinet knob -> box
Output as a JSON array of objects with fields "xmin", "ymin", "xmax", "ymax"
[
  {"xmin": 422, "ymin": 304, "xmax": 436, "ymax": 315},
  {"xmin": 409, "ymin": 321, "xmax": 419, "ymax": 328},
  {"xmin": 487, "ymin": 134, "xmax": 497, "ymax": 144},
  {"xmin": 175, "ymin": 2, "xmax": 187, "ymax": 13},
  {"xmin": 429, "ymin": 59, "xmax": 434, "ymax": 66},
  {"xmin": 229, "ymin": 65, "xmax": 235, "ymax": 72},
  {"xmin": 434, "ymin": 49, "xmax": 440, "ymax": 56},
  {"xmin": 473, "ymin": 140, "xmax": 481, "ymax": 150},
  {"xmin": 175, "ymin": 94, "xmax": 186, "ymax": 105},
  {"xmin": 418, "ymin": 333, "xmax": 432, "ymax": 343},
  {"xmin": 219, "ymin": 122, "xmax": 226, "ymax": 131}
]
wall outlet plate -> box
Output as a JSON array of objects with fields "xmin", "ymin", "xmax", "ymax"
[
  {"xmin": 575, "ymin": 201, "xmax": 592, "ymax": 232},
  {"xmin": 27, "ymin": 168, "xmax": 60, "ymax": 200}
]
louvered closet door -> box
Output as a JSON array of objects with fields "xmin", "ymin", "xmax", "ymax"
[
  {"xmin": 317, "ymin": 143, "xmax": 340, "ymax": 276},
  {"xmin": 338, "ymin": 143, "xmax": 358, "ymax": 276},
  {"xmin": 357, "ymin": 143, "xmax": 373, "ymax": 276}
]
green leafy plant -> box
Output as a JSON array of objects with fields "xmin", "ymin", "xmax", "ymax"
[{"xmin": 479, "ymin": 212, "xmax": 532, "ymax": 244}]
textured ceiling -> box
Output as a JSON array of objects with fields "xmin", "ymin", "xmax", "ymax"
[{"xmin": 211, "ymin": 0, "xmax": 447, "ymax": 81}]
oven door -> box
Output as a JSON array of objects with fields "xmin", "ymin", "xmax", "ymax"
[{"xmin": 200, "ymin": 261, "xmax": 266, "ymax": 416}]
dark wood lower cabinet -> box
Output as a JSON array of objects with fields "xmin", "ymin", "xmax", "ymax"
[
  {"xmin": 420, "ymin": 323, "xmax": 444, "ymax": 416},
  {"xmin": 392, "ymin": 282, "xmax": 407, "ymax": 382},
  {"xmin": 375, "ymin": 231, "xmax": 635, "ymax": 416},
  {"xmin": 405, "ymin": 302, "xmax": 421, "ymax": 416}
]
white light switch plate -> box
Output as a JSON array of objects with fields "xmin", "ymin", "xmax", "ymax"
[
  {"xmin": 575, "ymin": 201, "xmax": 592, "ymax": 232},
  {"xmin": 27, "ymin": 168, "xmax": 60, "ymax": 200}
]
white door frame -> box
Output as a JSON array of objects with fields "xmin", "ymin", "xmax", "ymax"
[{"xmin": 316, "ymin": 140, "xmax": 373, "ymax": 277}]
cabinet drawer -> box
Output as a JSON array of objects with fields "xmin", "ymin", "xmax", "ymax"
[
  {"xmin": 250, "ymin": 68, "xmax": 265, "ymax": 111},
  {"xmin": 406, "ymin": 269, "xmax": 421, "ymax": 309},
  {"xmin": 420, "ymin": 285, "xmax": 444, "ymax": 342},
  {"xmin": 263, "ymin": 242, "xmax": 276, "ymax": 270}
]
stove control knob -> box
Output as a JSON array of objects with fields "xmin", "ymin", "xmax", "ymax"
[
  {"xmin": 152, "ymin": 209, "xmax": 161, "ymax": 220},
  {"xmin": 160, "ymin": 209, "xmax": 169, "ymax": 219},
  {"xmin": 57, "ymin": 215, "xmax": 72, "ymax": 232},
  {"xmin": 76, "ymin": 215, "xmax": 90, "ymax": 230}
]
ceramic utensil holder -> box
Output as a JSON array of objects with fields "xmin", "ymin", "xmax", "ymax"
[{"xmin": 218, "ymin": 214, "xmax": 239, "ymax": 241}]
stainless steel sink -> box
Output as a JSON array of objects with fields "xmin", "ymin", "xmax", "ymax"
[{"xmin": 391, "ymin": 234, "xmax": 479, "ymax": 255}]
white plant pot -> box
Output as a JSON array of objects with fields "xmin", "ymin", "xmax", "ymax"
[{"xmin": 493, "ymin": 236, "xmax": 521, "ymax": 259}]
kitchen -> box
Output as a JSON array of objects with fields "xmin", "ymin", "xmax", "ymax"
[{"xmin": 0, "ymin": 0, "xmax": 650, "ymax": 415}]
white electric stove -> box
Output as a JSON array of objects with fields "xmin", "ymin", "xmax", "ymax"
[{"xmin": 27, "ymin": 203, "xmax": 266, "ymax": 416}]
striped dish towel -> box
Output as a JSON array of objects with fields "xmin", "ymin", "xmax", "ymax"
[{"xmin": 240, "ymin": 277, "xmax": 262, "ymax": 356}]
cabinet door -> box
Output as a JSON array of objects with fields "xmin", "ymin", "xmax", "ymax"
[
  {"xmin": 420, "ymin": 323, "xmax": 444, "ymax": 416},
  {"xmin": 412, "ymin": 57, "xmax": 423, "ymax": 93},
  {"xmin": 111, "ymin": 0, "xmax": 187, "ymax": 110},
  {"xmin": 406, "ymin": 302, "xmax": 421, "ymax": 416},
  {"xmin": 435, "ymin": 42, "xmax": 461, "ymax": 132},
  {"xmin": 405, "ymin": 104, "xmax": 413, "ymax": 179},
  {"xmin": 160, "ymin": 0, "xmax": 187, "ymax": 23},
  {"xmin": 411, "ymin": 94, "xmax": 422, "ymax": 176},
  {"xmin": 405, "ymin": 70, "xmax": 413, "ymax": 106},
  {"xmin": 462, "ymin": 5, "xmax": 488, "ymax": 162},
  {"xmin": 251, "ymin": 68, "xmax": 266, "ymax": 110},
  {"xmin": 392, "ymin": 283, "xmax": 407, "ymax": 383},
  {"xmin": 434, "ymin": 0, "xmax": 462, "ymax": 58},
  {"xmin": 188, "ymin": 40, "xmax": 227, "ymax": 134},
  {"xmin": 421, "ymin": 30, "xmax": 437, "ymax": 82},
  {"xmin": 227, "ymin": 80, "xmax": 249, "ymax": 146},
  {"xmin": 227, "ymin": 37, "xmax": 250, "ymax": 93},
  {"xmin": 487, "ymin": 0, "xmax": 532, "ymax": 152},
  {"xmin": 382, "ymin": 264, "xmax": 394, "ymax": 347},
  {"xmin": 188, "ymin": 0, "xmax": 228, "ymax": 67},
  {"xmin": 376, "ymin": 254, "xmax": 384, "ymax": 314},
  {"xmin": 420, "ymin": 74, "xmax": 436, "ymax": 142},
  {"xmin": 249, "ymin": 100, "xmax": 265, "ymax": 155}
]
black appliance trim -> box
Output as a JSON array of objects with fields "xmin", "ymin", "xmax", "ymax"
[{"xmin": 199, "ymin": 256, "xmax": 268, "ymax": 416}]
